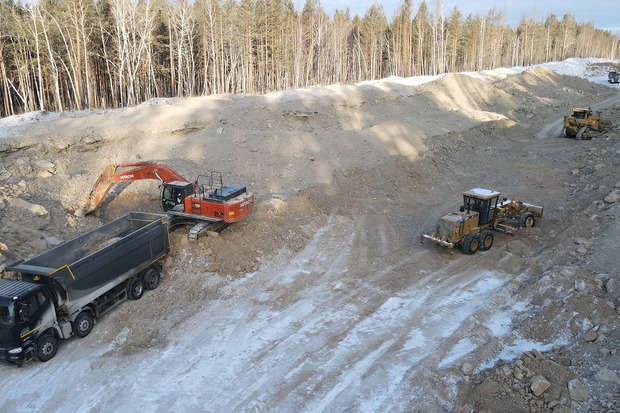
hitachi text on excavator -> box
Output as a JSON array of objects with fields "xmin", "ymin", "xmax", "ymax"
[{"xmin": 79, "ymin": 161, "xmax": 254, "ymax": 240}]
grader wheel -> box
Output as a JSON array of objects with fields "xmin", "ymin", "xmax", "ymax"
[
  {"xmin": 519, "ymin": 212, "xmax": 536, "ymax": 228},
  {"xmin": 479, "ymin": 231, "xmax": 494, "ymax": 251},
  {"xmin": 461, "ymin": 234, "xmax": 479, "ymax": 255}
]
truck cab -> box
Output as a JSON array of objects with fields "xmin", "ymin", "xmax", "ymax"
[{"xmin": 0, "ymin": 279, "xmax": 57, "ymax": 365}]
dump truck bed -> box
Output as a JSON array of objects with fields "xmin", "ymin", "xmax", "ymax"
[{"xmin": 7, "ymin": 212, "xmax": 170, "ymax": 314}]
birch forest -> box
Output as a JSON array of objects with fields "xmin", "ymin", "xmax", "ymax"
[{"xmin": 1, "ymin": 0, "xmax": 618, "ymax": 118}]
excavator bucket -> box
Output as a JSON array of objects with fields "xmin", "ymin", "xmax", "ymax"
[{"xmin": 79, "ymin": 164, "xmax": 120, "ymax": 216}]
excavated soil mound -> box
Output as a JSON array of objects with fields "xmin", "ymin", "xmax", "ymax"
[
  {"xmin": 496, "ymin": 66, "xmax": 612, "ymax": 104},
  {"xmin": 418, "ymin": 72, "xmax": 510, "ymax": 112}
]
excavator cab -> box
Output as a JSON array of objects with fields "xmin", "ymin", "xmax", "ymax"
[{"xmin": 161, "ymin": 181, "xmax": 193, "ymax": 212}]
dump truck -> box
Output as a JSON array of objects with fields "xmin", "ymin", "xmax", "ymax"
[
  {"xmin": 0, "ymin": 212, "xmax": 170, "ymax": 365},
  {"xmin": 421, "ymin": 188, "xmax": 543, "ymax": 254},
  {"xmin": 562, "ymin": 108, "xmax": 610, "ymax": 140}
]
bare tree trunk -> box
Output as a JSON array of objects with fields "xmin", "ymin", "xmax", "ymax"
[
  {"xmin": 28, "ymin": 7, "xmax": 45, "ymax": 111},
  {"xmin": 477, "ymin": 16, "xmax": 485, "ymax": 70},
  {"xmin": 95, "ymin": 1, "xmax": 116, "ymax": 108},
  {"xmin": 36, "ymin": 5, "xmax": 63, "ymax": 112},
  {"xmin": 44, "ymin": 8, "xmax": 81, "ymax": 110},
  {"xmin": 74, "ymin": 0, "xmax": 95, "ymax": 108}
]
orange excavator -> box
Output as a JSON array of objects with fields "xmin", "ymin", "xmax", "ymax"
[{"xmin": 80, "ymin": 161, "xmax": 254, "ymax": 239}]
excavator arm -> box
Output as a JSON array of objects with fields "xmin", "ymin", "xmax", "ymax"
[{"xmin": 81, "ymin": 161, "xmax": 190, "ymax": 214}]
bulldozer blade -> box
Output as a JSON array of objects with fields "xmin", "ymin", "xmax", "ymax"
[{"xmin": 576, "ymin": 126, "xmax": 588, "ymax": 140}]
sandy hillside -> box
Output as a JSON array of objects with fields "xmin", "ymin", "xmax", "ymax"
[{"xmin": 1, "ymin": 60, "xmax": 620, "ymax": 412}]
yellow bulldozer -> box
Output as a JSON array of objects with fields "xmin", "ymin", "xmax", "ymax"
[
  {"xmin": 562, "ymin": 108, "xmax": 610, "ymax": 140},
  {"xmin": 421, "ymin": 188, "xmax": 543, "ymax": 254}
]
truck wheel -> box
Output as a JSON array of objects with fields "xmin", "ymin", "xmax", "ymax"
[
  {"xmin": 73, "ymin": 311, "xmax": 95, "ymax": 338},
  {"xmin": 519, "ymin": 212, "xmax": 536, "ymax": 228},
  {"xmin": 37, "ymin": 334, "xmax": 58, "ymax": 362},
  {"xmin": 142, "ymin": 268, "xmax": 161, "ymax": 291},
  {"xmin": 128, "ymin": 277, "xmax": 144, "ymax": 300},
  {"xmin": 479, "ymin": 231, "xmax": 494, "ymax": 251},
  {"xmin": 461, "ymin": 234, "xmax": 479, "ymax": 255}
]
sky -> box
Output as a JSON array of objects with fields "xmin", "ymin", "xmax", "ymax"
[{"xmin": 315, "ymin": 0, "xmax": 620, "ymax": 35}]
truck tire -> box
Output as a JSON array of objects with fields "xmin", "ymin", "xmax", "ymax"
[
  {"xmin": 127, "ymin": 277, "xmax": 144, "ymax": 300},
  {"xmin": 73, "ymin": 311, "xmax": 95, "ymax": 338},
  {"xmin": 461, "ymin": 234, "xmax": 479, "ymax": 255},
  {"xmin": 142, "ymin": 268, "xmax": 161, "ymax": 291},
  {"xmin": 519, "ymin": 212, "xmax": 536, "ymax": 228},
  {"xmin": 479, "ymin": 231, "xmax": 494, "ymax": 251},
  {"xmin": 37, "ymin": 334, "xmax": 58, "ymax": 362}
]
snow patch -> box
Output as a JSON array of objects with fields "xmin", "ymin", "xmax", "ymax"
[
  {"xmin": 477, "ymin": 337, "xmax": 570, "ymax": 373},
  {"xmin": 438, "ymin": 338, "xmax": 477, "ymax": 368}
]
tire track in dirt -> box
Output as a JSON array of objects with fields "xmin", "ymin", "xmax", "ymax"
[{"xmin": 93, "ymin": 215, "xmax": 520, "ymax": 412}]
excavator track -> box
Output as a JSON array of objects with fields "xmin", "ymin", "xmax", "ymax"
[
  {"xmin": 167, "ymin": 214, "xmax": 229, "ymax": 241},
  {"xmin": 188, "ymin": 221, "xmax": 229, "ymax": 241}
]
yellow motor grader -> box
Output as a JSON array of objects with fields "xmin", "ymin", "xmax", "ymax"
[
  {"xmin": 562, "ymin": 108, "xmax": 610, "ymax": 140},
  {"xmin": 421, "ymin": 188, "xmax": 543, "ymax": 255}
]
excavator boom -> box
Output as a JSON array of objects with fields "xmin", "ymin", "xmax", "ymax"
[{"xmin": 82, "ymin": 161, "xmax": 190, "ymax": 214}]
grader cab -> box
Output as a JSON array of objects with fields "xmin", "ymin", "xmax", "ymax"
[{"xmin": 421, "ymin": 188, "xmax": 543, "ymax": 255}]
